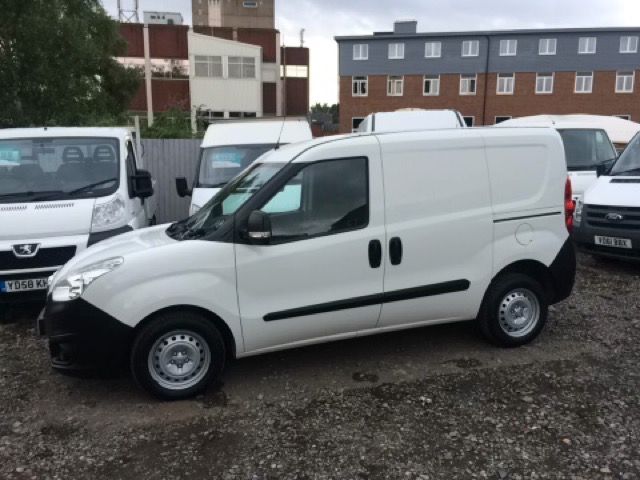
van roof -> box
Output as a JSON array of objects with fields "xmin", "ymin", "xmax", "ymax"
[
  {"xmin": 201, "ymin": 118, "xmax": 312, "ymax": 148},
  {"xmin": 360, "ymin": 110, "xmax": 464, "ymax": 133},
  {"xmin": 0, "ymin": 127, "xmax": 132, "ymax": 140}
]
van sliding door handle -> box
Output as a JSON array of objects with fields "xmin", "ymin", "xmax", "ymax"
[
  {"xmin": 368, "ymin": 239, "xmax": 382, "ymax": 268},
  {"xmin": 389, "ymin": 237, "xmax": 403, "ymax": 265}
]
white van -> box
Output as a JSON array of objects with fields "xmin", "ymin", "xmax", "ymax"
[
  {"xmin": 176, "ymin": 118, "xmax": 312, "ymax": 216},
  {"xmin": 40, "ymin": 127, "xmax": 575, "ymax": 399},
  {"xmin": 498, "ymin": 116, "xmax": 618, "ymax": 201},
  {"xmin": 573, "ymin": 132, "xmax": 640, "ymax": 260},
  {"xmin": 0, "ymin": 128, "xmax": 156, "ymax": 304},
  {"xmin": 357, "ymin": 109, "xmax": 465, "ymax": 133}
]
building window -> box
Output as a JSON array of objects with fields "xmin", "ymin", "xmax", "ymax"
[
  {"xmin": 463, "ymin": 116, "xmax": 474, "ymax": 127},
  {"xmin": 539, "ymin": 38, "xmax": 557, "ymax": 55},
  {"xmin": 425, "ymin": 42, "xmax": 442, "ymax": 58},
  {"xmin": 616, "ymin": 71, "xmax": 635, "ymax": 93},
  {"xmin": 387, "ymin": 75, "xmax": 404, "ymax": 96},
  {"xmin": 462, "ymin": 40, "xmax": 480, "ymax": 57},
  {"xmin": 194, "ymin": 55, "xmax": 223, "ymax": 77},
  {"xmin": 352, "ymin": 117, "xmax": 365, "ymax": 132},
  {"xmin": 578, "ymin": 37, "xmax": 597, "ymax": 54},
  {"xmin": 352, "ymin": 76, "xmax": 368, "ymax": 97},
  {"xmin": 388, "ymin": 43, "xmax": 405, "ymax": 59},
  {"xmin": 495, "ymin": 116, "xmax": 512, "ymax": 124},
  {"xmin": 460, "ymin": 74, "xmax": 477, "ymax": 95},
  {"xmin": 243, "ymin": 1, "xmax": 258, "ymax": 7},
  {"xmin": 423, "ymin": 75, "xmax": 440, "ymax": 96},
  {"xmin": 353, "ymin": 44, "xmax": 368, "ymax": 61},
  {"xmin": 497, "ymin": 73, "xmax": 515, "ymax": 95},
  {"xmin": 228, "ymin": 57, "xmax": 256, "ymax": 78},
  {"xmin": 536, "ymin": 73, "xmax": 554, "ymax": 94},
  {"xmin": 499, "ymin": 39, "xmax": 517, "ymax": 56},
  {"xmin": 620, "ymin": 36, "xmax": 639, "ymax": 53},
  {"xmin": 281, "ymin": 65, "xmax": 309, "ymax": 78},
  {"xmin": 575, "ymin": 72, "xmax": 593, "ymax": 93},
  {"xmin": 615, "ymin": 114, "xmax": 631, "ymax": 120}
]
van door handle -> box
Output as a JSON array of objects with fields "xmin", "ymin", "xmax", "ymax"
[
  {"xmin": 368, "ymin": 239, "xmax": 382, "ymax": 268},
  {"xmin": 389, "ymin": 237, "xmax": 403, "ymax": 266}
]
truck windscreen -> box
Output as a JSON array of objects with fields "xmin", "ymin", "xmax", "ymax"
[{"xmin": 197, "ymin": 144, "xmax": 276, "ymax": 188}]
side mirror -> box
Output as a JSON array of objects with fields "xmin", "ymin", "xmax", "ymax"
[
  {"xmin": 132, "ymin": 169, "xmax": 154, "ymax": 199},
  {"xmin": 176, "ymin": 177, "xmax": 192, "ymax": 198},
  {"xmin": 246, "ymin": 210, "xmax": 272, "ymax": 243}
]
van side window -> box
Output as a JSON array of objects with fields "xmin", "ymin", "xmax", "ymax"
[
  {"xmin": 261, "ymin": 157, "xmax": 369, "ymax": 243},
  {"xmin": 125, "ymin": 141, "xmax": 137, "ymax": 197}
]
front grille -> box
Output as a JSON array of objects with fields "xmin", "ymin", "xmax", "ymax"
[
  {"xmin": 0, "ymin": 247, "xmax": 76, "ymax": 270},
  {"xmin": 585, "ymin": 204, "xmax": 640, "ymax": 230}
]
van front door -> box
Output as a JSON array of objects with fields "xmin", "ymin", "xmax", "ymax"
[{"xmin": 235, "ymin": 140, "xmax": 385, "ymax": 353}]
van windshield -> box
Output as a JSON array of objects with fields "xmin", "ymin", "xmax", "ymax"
[
  {"xmin": 197, "ymin": 144, "xmax": 277, "ymax": 188},
  {"xmin": 610, "ymin": 133, "xmax": 640, "ymax": 176},
  {"xmin": 167, "ymin": 162, "xmax": 285, "ymax": 240},
  {"xmin": 0, "ymin": 137, "xmax": 120, "ymax": 203},
  {"xmin": 558, "ymin": 129, "xmax": 616, "ymax": 171}
]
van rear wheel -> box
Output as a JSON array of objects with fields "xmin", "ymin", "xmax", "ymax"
[
  {"xmin": 130, "ymin": 311, "xmax": 225, "ymax": 400},
  {"xmin": 479, "ymin": 273, "xmax": 548, "ymax": 347}
]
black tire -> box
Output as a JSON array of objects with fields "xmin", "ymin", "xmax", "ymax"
[
  {"xmin": 478, "ymin": 273, "xmax": 548, "ymax": 348},
  {"xmin": 130, "ymin": 311, "xmax": 225, "ymax": 400}
]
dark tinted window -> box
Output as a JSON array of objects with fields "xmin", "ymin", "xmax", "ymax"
[
  {"xmin": 558, "ymin": 129, "xmax": 616, "ymax": 171},
  {"xmin": 261, "ymin": 158, "xmax": 369, "ymax": 243}
]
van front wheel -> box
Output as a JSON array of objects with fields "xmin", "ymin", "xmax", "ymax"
[
  {"xmin": 130, "ymin": 312, "xmax": 225, "ymax": 400},
  {"xmin": 479, "ymin": 273, "xmax": 548, "ymax": 347}
]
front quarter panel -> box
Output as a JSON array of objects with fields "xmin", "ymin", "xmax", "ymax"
[{"xmin": 81, "ymin": 240, "xmax": 243, "ymax": 354}]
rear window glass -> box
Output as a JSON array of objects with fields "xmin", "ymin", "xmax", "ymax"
[{"xmin": 558, "ymin": 129, "xmax": 616, "ymax": 171}]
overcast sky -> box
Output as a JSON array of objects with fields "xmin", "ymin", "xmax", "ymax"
[{"xmin": 102, "ymin": 0, "xmax": 640, "ymax": 105}]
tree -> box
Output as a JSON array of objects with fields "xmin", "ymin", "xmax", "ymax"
[
  {"xmin": 310, "ymin": 103, "xmax": 339, "ymax": 125},
  {"xmin": 0, "ymin": 0, "xmax": 140, "ymax": 128}
]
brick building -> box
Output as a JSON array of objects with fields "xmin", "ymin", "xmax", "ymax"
[{"xmin": 335, "ymin": 21, "xmax": 640, "ymax": 133}]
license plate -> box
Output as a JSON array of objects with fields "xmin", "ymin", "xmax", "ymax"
[
  {"xmin": 594, "ymin": 236, "xmax": 633, "ymax": 249},
  {"xmin": 0, "ymin": 278, "xmax": 49, "ymax": 293}
]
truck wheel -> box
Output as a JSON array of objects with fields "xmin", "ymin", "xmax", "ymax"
[
  {"xmin": 478, "ymin": 273, "xmax": 548, "ymax": 347},
  {"xmin": 130, "ymin": 311, "xmax": 225, "ymax": 400}
]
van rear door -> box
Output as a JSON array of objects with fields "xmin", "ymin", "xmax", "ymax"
[{"xmin": 376, "ymin": 130, "xmax": 493, "ymax": 328}]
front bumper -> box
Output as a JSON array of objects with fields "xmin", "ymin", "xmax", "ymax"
[
  {"xmin": 38, "ymin": 297, "xmax": 133, "ymax": 374},
  {"xmin": 574, "ymin": 224, "xmax": 640, "ymax": 261}
]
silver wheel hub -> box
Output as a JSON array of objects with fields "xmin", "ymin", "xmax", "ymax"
[
  {"xmin": 498, "ymin": 288, "xmax": 540, "ymax": 338},
  {"xmin": 148, "ymin": 330, "xmax": 211, "ymax": 391}
]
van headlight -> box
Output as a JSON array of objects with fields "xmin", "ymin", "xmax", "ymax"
[
  {"xmin": 91, "ymin": 194, "xmax": 126, "ymax": 232},
  {"xmin": 51, "ymin": 257, "xmax": 123, "ymax": 302},
  {"xmin": 574, "ymin": 199, "xmax": 583, "ymax": 227}
]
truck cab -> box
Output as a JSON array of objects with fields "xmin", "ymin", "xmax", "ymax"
[{"xmin": 0, "ymin": 127, "xmax": 156, "ymax": 303}]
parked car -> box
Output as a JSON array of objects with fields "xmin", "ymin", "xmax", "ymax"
[
  {"xmin": 175, "ymin": 118, "xmax": 312, "ymax": 216},
  {"xmin": 40, "ymin": 127, "xmax": 575, "ymax": 400},
  {"xmin": 574, "ymin": 131, "xmax": 640, "ymax": 260},
  {"xmin": 0, "ymin": 127, "xmax": 156, "ymax": 304},
  {"xmin": 356, "ymin": 109, "xmax": 465, "ymax": 133},
  {"xmin": 498, "ymin": 116, "xmax": 618, "ymax": 201}
]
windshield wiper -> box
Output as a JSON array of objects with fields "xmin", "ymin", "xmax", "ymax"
[
  {"xmin": 66, "ymin": 178, "xmax": 119, "ymax": 196},
  {"xmin": 0, "ymin": 190, "xmax": 64, "ymax": 201}
]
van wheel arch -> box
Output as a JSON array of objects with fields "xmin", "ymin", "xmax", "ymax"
[
  {"xmin": 135, "ymin": 306, "xmax": 237, "ymax": 360},
  {"xmin": 490, "ymin": 260, "xmax": 555, "ymax": 303}
]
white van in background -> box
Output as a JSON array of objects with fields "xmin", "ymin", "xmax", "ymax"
[
  {"xmin": 0, "ymin": 127, "xmax": 156, "ymax": 304},
  {"xmin": 356, "ymin": 109, "xmax": 465, "ymax": 133},
  {"xmin": 41, "ymin": 127, "xmax": 575, "ymax": 399},
  {"xmin": 498, "ymin": 116, "xmax": 618, "ymax": 200},
  {"xmin": 176, "ymin": 118, "xmax": 312, "ymax": 216}
]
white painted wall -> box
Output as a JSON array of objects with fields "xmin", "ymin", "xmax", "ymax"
[{"xmin": 188, "ymin": 31, "xmax": 263, "ymax": 116}]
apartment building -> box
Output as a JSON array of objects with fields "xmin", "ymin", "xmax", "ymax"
[
  {"xmin": 336, "ymin": 21, "xmax": 640, "ymax": 133},
  {"xmin": 192, "ymin": 0, "xmax": 275, "ymax": 30}
]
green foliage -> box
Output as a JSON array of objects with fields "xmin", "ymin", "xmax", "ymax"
[
  {"xmin": 310, "ymin": 103, "xmax": 339, "ymax": 124},
  {"xmin": 0, "ymin": 0, "xmax": 141, "ymax": 128},
  {"xmin": 141, "ymin": 109, "xmax": 196, "ymax": 139}
]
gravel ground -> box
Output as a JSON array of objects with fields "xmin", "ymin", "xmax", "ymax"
[{"xmin": 1, "ymin": 252, "xmax": 639, "ymax": 479}]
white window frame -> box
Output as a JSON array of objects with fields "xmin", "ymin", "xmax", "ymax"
[
  {"xmin": 539, "ymin": 38, "xmax": 557, "ymax": 55},
  {"xmin": 387, "ymin": 75, "xmax": 404, "ymax": 96},
  {"xmin": 423, "ymin": 75, "xmax": 440, "ymax": 96},
  {"xmin": 574, "ymin": 72, "xmax": 593, "ymax": 94},
  {"xmin": 388, "ymin": 43, "xmax": 405, "ymax": 60},
  {"xmin": 352, "ymin": 76, "xmax": 368, "ymax": 97},
  {"xmin": 499, "ymin": 39, "xmax": 518, "ymax": 56},
  {"xmin": 578, "ymin": 37, "xmax": 597, "ymax": 54},
  {"xmin": 462, "ymin": 40, "xmax": 479, "ymax": 57},
  {"xmin": 497, "ymin": 73, "xmax": 515, "ymax": 95},
  {"xmin": 351, "ymin": 117, "xmax": 365, "ymax": 133},
  {"xmin": 353, "ymin": 44, "xmax": 368, "ymax": 61},
  {"xmin": 463, "ymin": 116, "xmax": 475, "ymax": 127},
  {"xmin": 620, "ymin": 36, "xmax": 639, "ymax": 54},
  {"xmin": 460, "ymin": 74, "xmax": 477, "ymax": 95},
  {"xmin": 425, "ymin": 41, "xmax": 442, "ymax": 58},
  {"xmin": 616, "ymin": 71, "xmax": 635, "ymax": 93},
  {"xmin": 194, "ymin": 55, "xmax": 223, "ymax": 78},
  {"xmin": 536, "ymin": 73, "xmax": 554, "ymax": 94}
]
